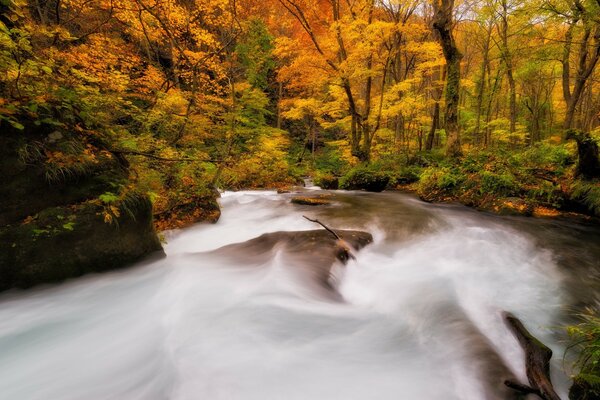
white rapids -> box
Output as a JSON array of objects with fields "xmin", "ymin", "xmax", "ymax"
[{"xmin": 0, "ymin": 190, "xmax": 581, "ymax": 400}]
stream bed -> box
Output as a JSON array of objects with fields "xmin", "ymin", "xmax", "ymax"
[{"xmin": 1, "ymin": 190, "xmax": 599, "ymax": 400}]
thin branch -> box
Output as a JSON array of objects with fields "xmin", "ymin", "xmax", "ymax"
[
  {"xmin": 109, "ymin": 149, "xmax": 219, "ymax": 163},
  {"xmin": 303, "ymin": 215, "xmax": 341, "ymax": 240}
]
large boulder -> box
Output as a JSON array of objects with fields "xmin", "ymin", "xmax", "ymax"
[
  {"xmin": 340, "ymin": 168, "xmax": 390, "ymax": 192},
  {"xmin": 0, "ymin": 124, "xmax": 163, "ymax": 291}
]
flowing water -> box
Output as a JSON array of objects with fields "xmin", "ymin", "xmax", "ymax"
[{"xmin": 1, "ymin": 190, "xmax": 599, "ymax": 400}]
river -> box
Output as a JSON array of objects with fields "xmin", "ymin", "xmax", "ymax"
[{"xmin": 1, "ymin": 189, "xmax": 599, "ymax": 400}]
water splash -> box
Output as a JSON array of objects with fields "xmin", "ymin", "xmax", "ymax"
[{"xmin": 0, "ymin": 190, "xmax": 587, "ymax": 399}]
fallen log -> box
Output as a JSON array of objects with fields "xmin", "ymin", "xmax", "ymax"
[{"xmin": 503, "ymin": 312, "xmax": 562, "ymax": 400}]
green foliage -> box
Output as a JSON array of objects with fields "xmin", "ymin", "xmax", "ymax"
[
  {"xmin": 314, "ymin": 172, "xmax": 339, "ymax": 189},
  {"xmin": 339, "ymin": 166, "xmax": 390, "ymax": 192},
  {"xmin": 571, "ymin": 180, "xmax": 600, "ymax": 216},
  {"xmin": 235, "ymin": 19, "xmax": 276, "ymax": 91},
  {"xmin": 395, "ymin": 165, "xmax": 423, "ymax": 184},
  {"xmin": 479, "ymin": 171, "xmax": 518, "ymax": 196},
  {"xmin": 418, "ymin": 166, "xmax": 465, "ymax": 194},
  {"xmin": 566, "ymin": 308, "xmax": 600, "ymax": 394},
  {"xmin": 99, "ymin": 192, "xmax": 119, "ymax": 204},
  {"xmin": 510, "ymin": 142, "xmax": 573, "ymax": 172},
  {"xmin": 220, "ymin": 128, "xmax": 295, "ymax": 189},
  {"xmin": 314, "ymin": 143, "xmax": 349, "ymax": 175}
]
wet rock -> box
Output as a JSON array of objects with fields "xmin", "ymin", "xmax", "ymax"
[
  {"xmin": 340, "ymin": 169, "xmax": 390, "ymax": 192},
  {"xmin": 0, "ymin": 123, "xmax": 163, "ymax": 291},
  {"xmin": 291, "ymin": 196, "xmax": 332, "ymax": 206},
  {"xmin": 0, "ymin": 196, "xmax": 162, "ymax": 291},
  {"xmin": 207, "ymin": 229, "xmax": 372, "ymax": 298}
]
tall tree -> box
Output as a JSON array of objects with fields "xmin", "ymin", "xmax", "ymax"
[
  {"xmin": 432, "ymin": 0, "xmax": 463, "ymax": 157},
  {"xmin": 552, "ymin": 0, "xmax": 600, "ymax": 130}
]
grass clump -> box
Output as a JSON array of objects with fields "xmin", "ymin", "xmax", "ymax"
[
  {"xmin": 571, "ymin": 180, "xmax": 600, "ymax": 217},
  {"xmin": 567, "ymin": 308, "xmax": 600, "ymax": 400}
]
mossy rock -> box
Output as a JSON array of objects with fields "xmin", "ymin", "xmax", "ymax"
[
  {"xmin": 0, "ymin": 195, "xmax": 162, "ymax": 291},
  {"xmin": 315, "ymin": 175, "xmax": 339, "ymax": 190},
  {"xmin": 340, "ymin": 169, "xmax": 390, "ymax": 192},
  {"xmin": 570, "ymin": 373, "xmax": 600, "ymax": 400},
  {"xmin": 154, "ymin": 195, "xmax": 221, "ymax": 230},
  {"xmin": 291, "ymin": 196, "xmax": 332, "ymax": 206},
  {"xmin": 0, "ymin": 126, "xmax": 127, "ymax": 226}
]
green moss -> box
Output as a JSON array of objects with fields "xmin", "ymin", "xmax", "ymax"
[
  {"xmin": 339, "ymin": 167, "xmax": 390, "ymax": 192},
  {"xmin": 0, "ymin": 196, "xmax": 162, "ymax": 291},
  {"xmin": 314, "ymin": 173, "xmax": 339, "ymax": 189}
]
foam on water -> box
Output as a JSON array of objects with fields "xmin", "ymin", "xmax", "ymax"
[{"xmin": 0, "ymin": 190, "xmax": 580, "ymax": 399}]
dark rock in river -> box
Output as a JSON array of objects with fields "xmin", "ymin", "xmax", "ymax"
[
  {"xmin": 0, "ymin": 123, "xmax": 163, "ymax": 291},
  {"xmin": 207, "ymin": 229, "xmax": 373, "ymax": 298}
]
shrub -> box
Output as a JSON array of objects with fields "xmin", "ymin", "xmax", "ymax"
[
  {"xmin": 417, "ymin": 166, "xmax": 465, "ymax": 196},
  {"xmin": 314, "ymin": 172, "xmax": 339, "ymax": 189},
  {"xmin": 396, "ymin": 165, "xmax": 422, "ymax": 184},
  {"xmin": 339, "ymin": 166, "xmax": 390, "ymax": 192},
  {"xmin": 567, "ymin": 309, "xmax": 600, "ymax": 400},
  {"xmin": 480, "ymin": 171, "xmax": 518, "ymax": 196},
  {"xmin": 571, "ymin": 180, "xmax": 600, "ymax": 216},
  {"xmin": 510, "ymin": 142, "xmax": 573, "ymax": 171}
]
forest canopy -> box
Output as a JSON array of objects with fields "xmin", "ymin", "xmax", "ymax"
[{"xmin": 0, "ymin": 0, "xmax": 599, "ymax": 221}]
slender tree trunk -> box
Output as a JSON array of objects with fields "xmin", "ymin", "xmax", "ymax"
[
  {"xmin": 498, "ymin": 0, "xmax": 517, "ymax": 133},
  {"xmin": 475, "ymin": 22, "xmax": 492, "ymax": 145},
  {"xmin": 276, "ymin": 81, "xmax": 283, "ymax": 130},
  {"xmin": 426, "ymin": 101, "xmax": 440, "ymax": 151},
  {"xmin": 561, "ymin": 12, "xmax": 600, "ymax": 130}
]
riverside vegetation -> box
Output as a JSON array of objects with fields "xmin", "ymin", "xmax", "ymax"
[{"xmin": 1, "ymin": 0, "xmax": 600, "ymax": 397}]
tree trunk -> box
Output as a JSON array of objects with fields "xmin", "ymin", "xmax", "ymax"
[
  {"xmin": 561, "ymin": 12, "xmax": 600, "ymax": 130},
  {"xmin": 432, "ymin": 0, "xmax": 462, "ymax": 158},
  {"xmin": 498, "ymin": 0, "xmax": 517, "ymax": 134},
  {"xmin": 475, "ymin": 22, "xmax": 492, "ymax": 145},
  {"xmin": 426, "ymin": 101, "xmax": 440, "ymax": 151}
]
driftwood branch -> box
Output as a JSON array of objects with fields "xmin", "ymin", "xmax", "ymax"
[
  {"xmin": 302, "ymin": 215, "xmax": 356, "ymax": 262},
  {"xmin": 504, "ymin": 380, "xmax": 543, "ymax": 396},
  {"xmin": 503, "ymin": 312, "xmax": 562, "ymax": 400},
  {"xmin": 303, "ymin": 215, "xmax": 341, "ymax": 240}
]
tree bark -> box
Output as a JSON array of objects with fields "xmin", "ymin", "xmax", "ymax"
[
  {"xmin": 498, "ymin": 0, "xmax": 517, "ymax": 134},
  {"xmin": 561, "ymin": 7, "xmax": 600, "ymax": 130},
  {"xmin": 432, "ymin": 0, "xmax": 462, "ymax": 158},
  {"xmin": 502, "ymin": 312, "xmax": 562, "ymax": 400},
  {"xmin": 426, "ymin": 101, "xmax": 440, "ymax": 151}
]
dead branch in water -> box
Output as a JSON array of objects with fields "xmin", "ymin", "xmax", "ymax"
[
  {"xmin": 303, "ymin": 215, "xmax": 341, "ymax": 240},
  {"xmin": 502, "ymin": 312, "xmax": 562, "ymax": 400},
  {"xmin": 302, "ymin": 215, "xmax": 356, "ymax": 261}
]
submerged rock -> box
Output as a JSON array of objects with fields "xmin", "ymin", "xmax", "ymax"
[
  {"xmin": 291, "ymin": 196, "xmax": 332, "ymax": 206},
  {"xmin": 207, "ymin": 229, "xmax": 373, "ymax": 298}
]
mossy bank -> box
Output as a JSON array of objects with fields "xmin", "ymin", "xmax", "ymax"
[{"xmin": 0, "ymin": 125, "xmax": 163, "ymax": 291}]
